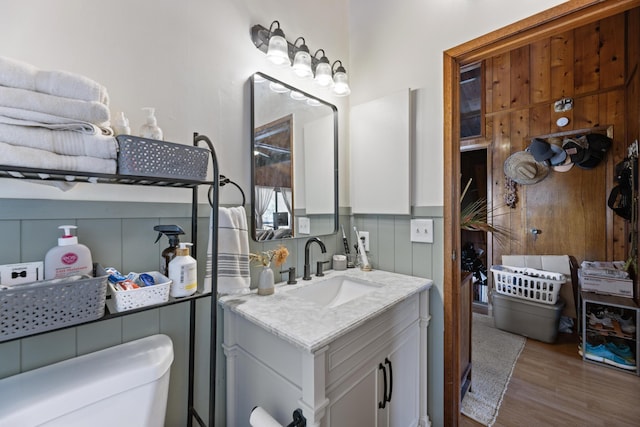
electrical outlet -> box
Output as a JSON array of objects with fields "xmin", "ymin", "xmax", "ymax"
[
  {"xmin": 358, "ymin": 231, "xmax": 370, "ymax": 251},
  {"xmin": 410, "ymin": 219, "xmax": 433, "ymax": 243}
]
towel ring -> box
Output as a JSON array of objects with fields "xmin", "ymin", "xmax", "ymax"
[{"xmin": 208, "ymin": 175, "xmax": 245, "ymax": 208}]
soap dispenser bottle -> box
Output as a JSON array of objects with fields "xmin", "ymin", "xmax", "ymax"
[
  {"xmin": 44, "ymin": 225, "xmax": 93, "ymax": 280},
  {"xmin": 139, "ymin": 107, "xmax": 163, "ymax": 140},
  {"xmin": 168, "ymin": 242, "xmax": 197, "ymax": 297},
  {"xmin": 112, "ymin": 111, "xmax": 131, "ymax": 135}
]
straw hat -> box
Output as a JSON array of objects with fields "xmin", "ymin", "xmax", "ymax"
[{"xmin": 503, "ymin": 151, "xmax": 549, "ymax": 185}]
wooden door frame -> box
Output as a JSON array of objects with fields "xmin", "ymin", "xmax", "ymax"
[{"xmin": 443, "ymin": 0, "xmax": 640, "ymax": 424}]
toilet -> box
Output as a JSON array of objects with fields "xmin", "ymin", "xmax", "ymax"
[{"xmin": 0, "ymin": 334, "xmax": 174, "ymax": 427}]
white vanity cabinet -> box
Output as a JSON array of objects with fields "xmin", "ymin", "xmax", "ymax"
[{"xmin": 221, "ymin": 280, "xmax": 431, "ymax": 427}]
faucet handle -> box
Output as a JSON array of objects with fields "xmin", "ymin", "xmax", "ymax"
[
  {"xmin": 280, "ymin": 267, "xmax": 297, "ymax": 284},
  {"xmin": 316, "ymin": 261, "xmax": 330, "ymax": 277}
]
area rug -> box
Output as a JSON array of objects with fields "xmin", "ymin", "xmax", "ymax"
[{"xmin": 460, "ymin": 313, "xmax": 526, "ymax": 426}]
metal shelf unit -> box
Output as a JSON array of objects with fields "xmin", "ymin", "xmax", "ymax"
[{"xmin": 0, "ymin": 132, "xmax": 220, "ymax": 426}]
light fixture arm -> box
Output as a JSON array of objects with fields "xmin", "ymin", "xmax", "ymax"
[{"xmin": 332, "ymin": 60, "xmax": 346, "ymax": 74}]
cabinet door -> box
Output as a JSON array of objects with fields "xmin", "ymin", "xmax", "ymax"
[
  {"xmin": 326, "ymin": 323, "xmax": 420, "ymax": 427},
  {"xmin": 325, "ymin": 360, "xmax": 379, "ymax": 427},
  {"xmin": 386, "ymin": 324, "xmax": 420, "ymax": 427}
]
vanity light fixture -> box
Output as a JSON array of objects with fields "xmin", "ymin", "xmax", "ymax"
[
  {"xmin": 265, "ymin": 21, "xmax": 290, "ymax": 66},
  {"xmin": 331, "ymin": 60, "xmax": 351, "ymax": 96},
  {"xmin": 292, "ymin": 37, "xmax": 313, "ymax": 78},
  {"xmin": 313, "ymin": 49, "xmax": 333, "ymax": 87},
  {"xmin": 250, "ymin": 22, "xmax": 350, "ymax": 96}
]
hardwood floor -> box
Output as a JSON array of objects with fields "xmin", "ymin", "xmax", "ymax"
[{"xmin": 461, "ymin": 332, "xmax": 640, "ymax": 427}]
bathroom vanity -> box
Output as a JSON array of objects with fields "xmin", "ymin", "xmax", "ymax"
[{"xmin": 220, "ymin": 269, "xmax": 432, "ymax": 427}]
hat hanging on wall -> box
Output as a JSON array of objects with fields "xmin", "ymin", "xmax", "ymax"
[
  {"xmin": 504, "ymin": 151, "xmax": 550, "ymax": 185},
  {"xmin": 549, "ymin": 137, "xmax": 573, "ymax": 172},
  {"xmin": 529, "ymin": 138, "xmax": 566, "ymax": 167},
  {"xmin": 562, "ymin": 133, "xmax": 613, "ymax": 170}
]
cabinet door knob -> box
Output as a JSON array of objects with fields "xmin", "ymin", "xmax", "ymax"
[{"xmin": 378, "ymin": 363, "xmax": 388, "ymax": 409}]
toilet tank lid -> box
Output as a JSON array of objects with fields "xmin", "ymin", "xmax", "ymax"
[{"xmin": 0, "ymin": 334, "xmax": 174, "ymax": 426}]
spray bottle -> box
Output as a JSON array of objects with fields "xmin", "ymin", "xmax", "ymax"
[
  {"xmin": 154, "ymin": 225, "xmax": 185, "ymax": 276},
  {"xmin": 168, "ymin": 242, "xmax": 197, "ymax": 298}
]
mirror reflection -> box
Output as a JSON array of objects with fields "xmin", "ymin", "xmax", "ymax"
[{"xmin": 251, "ymin": 72, "xmax": 338, "ymax": 241}]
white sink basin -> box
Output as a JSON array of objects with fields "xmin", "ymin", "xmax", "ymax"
[{"xmin": 287, "ymin": 275, "xmax": 383, "ymax": 308}]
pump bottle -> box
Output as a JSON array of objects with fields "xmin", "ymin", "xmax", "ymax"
[
  {"xmin": 44, "ymin": 225, "xmax": 93, "ymax": 280},
  {"xmin": 139, "ymin": 107, "xmax": 163, "ymax": 140},
  {"xmin": 168, "ymin": 242, "xmax": 197, "ymax": 298},
  {"xmin": 154, "ymin": 225, "xmax": 185, "ymax": 276}
]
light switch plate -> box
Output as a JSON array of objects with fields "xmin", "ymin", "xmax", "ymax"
[
  {"xmin": 410, "ymin": 219, "xmax": 433, "ymax": 243},
  {"xmin": 298, "ymin": 217, "xmax": 311, "ymax": 234}
]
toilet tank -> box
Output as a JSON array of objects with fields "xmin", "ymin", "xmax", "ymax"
[{"xmin": 0, "ymin": 334, "xmax": 174, "ymax": 427}]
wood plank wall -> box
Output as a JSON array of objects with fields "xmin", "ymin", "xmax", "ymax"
[{"xmin": 475, "ymin": 11, "xmax": 638, "ymax": 269}]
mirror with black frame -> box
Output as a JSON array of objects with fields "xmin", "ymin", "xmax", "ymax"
[{"xmin": 251, "ymin": 72, "xmax": 338, "ymax": 241}]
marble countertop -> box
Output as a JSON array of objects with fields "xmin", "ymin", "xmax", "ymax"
[{"xmin": 219, "ymin": 268, "xmax": 432, "ymax": 353}]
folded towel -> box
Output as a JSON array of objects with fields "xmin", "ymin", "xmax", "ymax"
[
  {"xmin": 0, "ymin": 123, "xmax": 118, "ymax": 159},
  {"xmin": 0, "ymin": 123, "xmax": 117, "ymax": 159},
  {"xmin": 0, "ymin": 108, "xmax": 112, "ymax": 135},
  {"xmin": 0, "ymin": 86, "xmax": 110, "ymax": 126},
  {"xmin": 206, "ymin": 206, "xmax": 251, "ymax": 295},
  {"xmin": 0, "ymin": 56, "xmax": 109, "ymax": 104},
  {"xmin": 0, "ymin": 141, "xmax": 116, "ymax": 174}
]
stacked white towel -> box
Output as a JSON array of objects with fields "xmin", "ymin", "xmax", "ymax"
[
  {"xmin": 0, "ymin": 56, "xmax": 118, "ymax": 181},
  {"xmin": 204, "ymin": 206, "xmax": 251, "ymax": 295}
]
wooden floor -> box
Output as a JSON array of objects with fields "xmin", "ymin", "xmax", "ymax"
[{"xmin": 461, "ymin": 332, "xmax": 640, "ymax": 427}]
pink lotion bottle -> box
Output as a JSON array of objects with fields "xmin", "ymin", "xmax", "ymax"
[{"xmin": 44, "ymin": 225, "xmax": 93, "ymax": 280}]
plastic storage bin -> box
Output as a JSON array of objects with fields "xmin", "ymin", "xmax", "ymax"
[
  {"xmin": 0, "ymin": 264, "xmax": 108, "ymax": 342},
  {"xmin": 491, "ymin": 265, "xmax": 565, "ymax": 305},
  {"xmin": 493, "ymin": 293, "xmax": 565, "ymax": 343},
  {"xmin": 107, "ymin": 271, "xmax": 171, "ymax": 312},
  {"xmin": 116, "ymin": 135, "xmax": 209, "ymax": 181}
]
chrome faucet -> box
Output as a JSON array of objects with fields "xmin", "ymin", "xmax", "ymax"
[{"xmin": 303, "ymin": 237, "xmax": 327, "ymax": 280}]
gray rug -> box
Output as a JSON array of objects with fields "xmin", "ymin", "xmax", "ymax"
[{"xmin": 461, "ymin": 313, "xmax": 526, "ymax": 426}]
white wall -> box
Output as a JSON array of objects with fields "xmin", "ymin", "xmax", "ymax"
[
  {"xmin": 0, "ymin": 0, "xmax": 350, "ymax": 206},
  {"xmin": 348, "ymin": 0, "xmax": 567, "ymax": 207}
]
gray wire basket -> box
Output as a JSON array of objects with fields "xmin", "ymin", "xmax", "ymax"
[
  {"xmin": 117, "ymin": 135, "xmax": 210, "ymax": 181},
  {"xmin": 0, "ymin": 265, "xmax": 108, "ymax": 342}
]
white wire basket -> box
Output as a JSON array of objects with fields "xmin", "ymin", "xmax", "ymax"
[
  {"xmin": 108, "ymin": 271, "xmax": 171, "ymax": 312},
  {"xmin": 490, "ymin": 265, "xmax": 566, "ymax": 305}
]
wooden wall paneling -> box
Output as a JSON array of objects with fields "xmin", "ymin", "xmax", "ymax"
[
  {"xmin": 484, "ymin": 58, "xmax": 495, "ymax": 115},
  {"xmin": 550, "ymin": 31, "xmax": 575, "ymax": 99},
  {"xmin": 600, "ymin": 90, "xmax": 627, "ymax": 262},
  {"xmin": 492, "ymin": 52, "xmax": 511, "ymax": 111},
  {"xmin": 627, "ymin": 8, "xmax": 640, "ymax": 78},
  {"xmin": 490, "ymin": 113, "xmax": 513, "ymax": 265},
  {"xmin": 572, "ymin": 94, "xmax": 600, "ymax": 128},
  {"xmin": 510, "ymin": 46, "xmax": 531, "ymax": 108},
  {"xmin": 599, "ymin": 13, "xmax": 626, "ymax": 89},
  {"xmin": 530, "ymin": 38, "xmax": 551, "ymax": 104},
  {"xmin": 573, "ymin": 21, "xmax": 601, "ymax": 95},
  {"xmin": 530, "ymin": 104, "xmax": 553, "ymax": 137}
]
